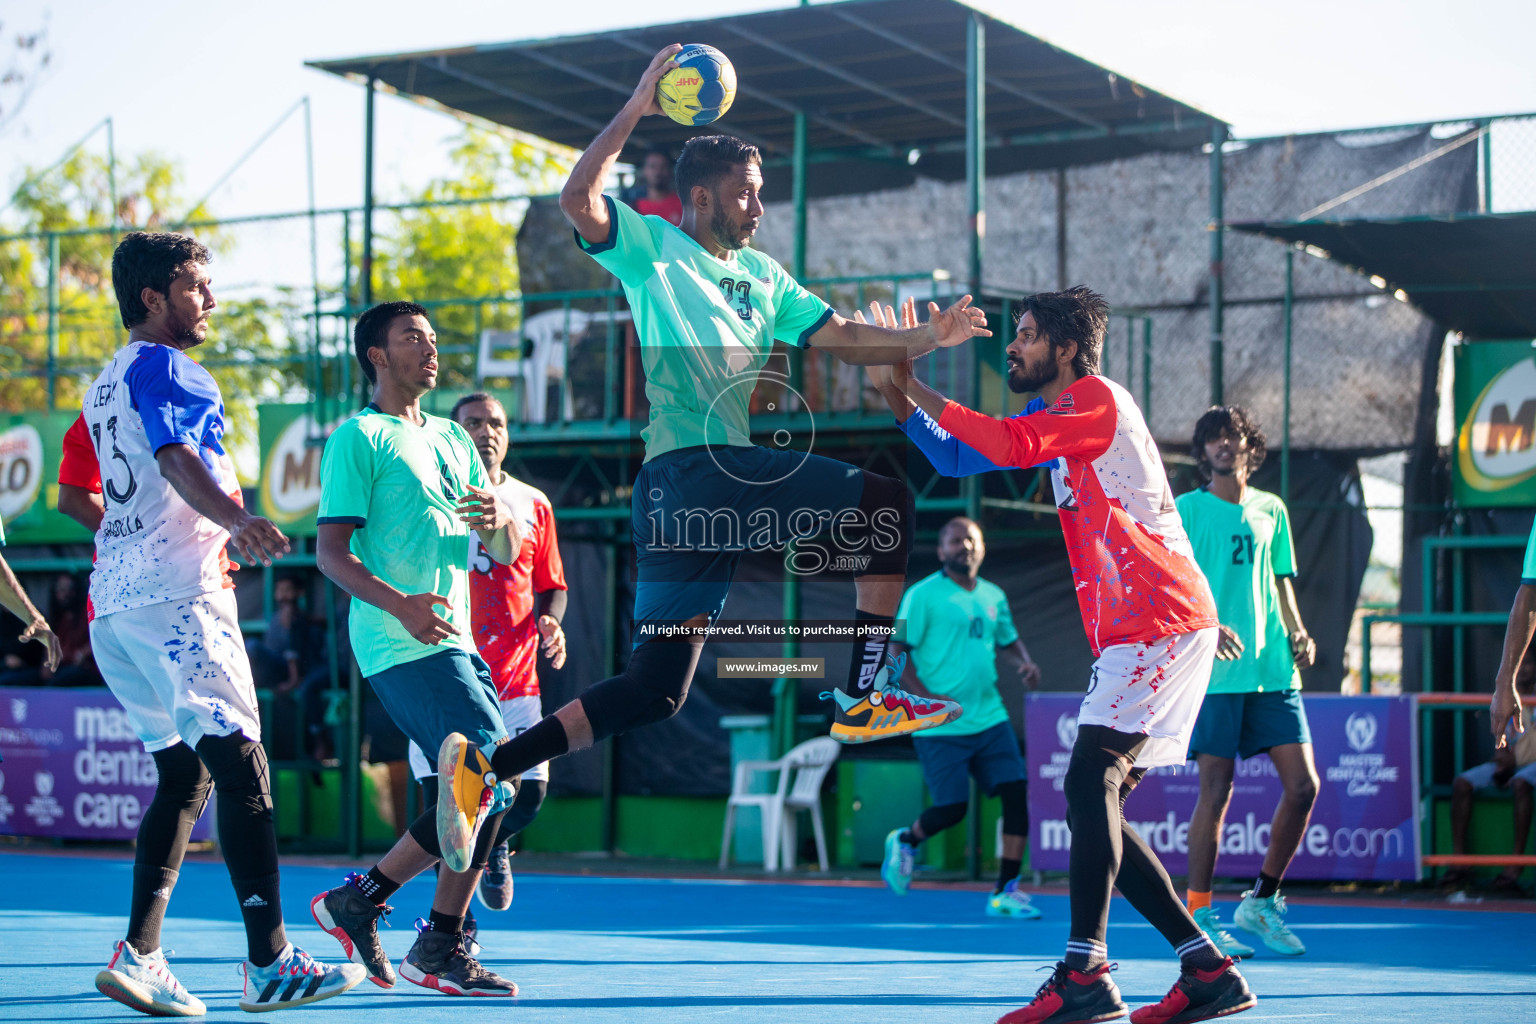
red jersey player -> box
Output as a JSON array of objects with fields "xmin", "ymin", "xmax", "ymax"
[
  {"xmin": 406, "ymin": 392, "xmax": 568, "ymax": 922},
  {"xmin": 867, "ymin": 288, "xmax": 1253, "ymax": 1024}
]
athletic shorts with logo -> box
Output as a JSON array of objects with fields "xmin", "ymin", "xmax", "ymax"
[
  {"xmin": 1077, "ymin": 627, "xmax": 1218, "ymax": 768},
  {"xmin": 407, "ymin": 693, "xmax": 549, "ymax": 783},
  {"xmin": 89, "ymin": 588, "xmax": 261, "ymax": 751}
]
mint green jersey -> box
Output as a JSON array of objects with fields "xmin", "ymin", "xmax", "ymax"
[
  {"xmin": 317, "ymin": 405, "xmax": 489, "ymax": 678},
  {"xmin": 895, "ymin": 571, "xmax": 1020, "ymax": 737},
  {"xmin": 576, "ymin": 195, "xmax": 833, "ymax": 461},
  {"xmin": 1176, "ymin": 486, "xmax": 1299, "ymax": 694},
  {"xmin": 1522, "ymin": 518, "xmax": 1536, "ymax": 581}
]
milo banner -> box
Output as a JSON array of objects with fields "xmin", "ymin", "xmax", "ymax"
[
  {"xmin": 0, "ymin": 410, "xmax": 95, "ymax": 545},
  {"xmin": 1455, "ymin": 338, "xmax": 1536, "ymax": 507},
  {"xmin": 0, "ymin": 687, "xmax": 213, "ymax": 841},
  {"xmin": 257, "ymin": 404, "xmax": 346, "ymax": 538},
  {"xmin": 1026, "ymin": 693, "xmax": 1420, "ymax": 881}
]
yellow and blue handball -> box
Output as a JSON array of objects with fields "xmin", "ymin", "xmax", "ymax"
[{"xmin": 657, "ymin": 44, "xmax": 737, "ymax": 126}]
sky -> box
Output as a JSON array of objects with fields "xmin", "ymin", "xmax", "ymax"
[{"xmin": 3, "ymin": 0, "xmax": 1535, "ymax": 227}]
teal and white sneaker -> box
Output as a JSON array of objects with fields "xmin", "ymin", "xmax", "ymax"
[
  {"xmin": 95, "ymin": 940, "xmax": 207, "ymax": 1017},
  {"xmin": 239, "ymin": 943, "xmax": 367, "ymax": 1012},
  {"xmin": 881, "ymin": 829, "xmax": 916, "ymax": 895},
  {"xmin": 1193, "ymin": 904, "xmax": 1255, "ymax": 959},
  {"xmin": 985, "ymin": 879, "xmax": 1042, "ymax": 919},
  {"xmin": 1233, "ymin": 889, "xmax": 1306, "ymax": 956}
]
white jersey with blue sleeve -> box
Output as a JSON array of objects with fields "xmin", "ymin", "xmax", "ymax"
[{"xmin": 82, "ymin": 340, "xmax": 240, "ymax": 617}]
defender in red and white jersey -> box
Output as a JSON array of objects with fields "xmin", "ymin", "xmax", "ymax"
[
  {"xmin": 870, "ymin": 288, "xmax": 1252, "ymax": 1024},
  {"xmin": 407, "ymin": 392, "xmax": 568, "ymax": 919}
]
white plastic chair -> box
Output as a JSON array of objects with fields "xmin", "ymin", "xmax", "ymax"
[
  {"xmin": 476, "ymin": 309, "xmax": 591, "ymax": 422},
  {"xmin": 718, "ymin": 736, "xmax": 840, "ymax": 872}
]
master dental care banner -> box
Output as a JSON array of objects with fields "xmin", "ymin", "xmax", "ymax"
[
  {"xmin": 0, "ymin": 687, "xmax": 212, "ymax": 841},
  {"xmin": 1026, "ymin": 693, "xmax": 1420, "ymax": 881}
]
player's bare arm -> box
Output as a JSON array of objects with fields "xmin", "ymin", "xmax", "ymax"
[
  {"xmin": 1491, "ymin": 581, "xmax": 1536, "ymax": 746},
  {"xmin": 559, "ymin": 44, "xmax": 683, "ymax": 245},
  {"xmin": 811, "ymin": 293, "xmax": 990, "ymax": 366},
  {"xmin": 1003, "ymin": 638, "xmax": 1041, "ymax": 690},
  {"xmin": 156, "ymin": 443, "xmax": 290, "ymax": 567},
  {"xmin": 57, "ymin": 483, "xmax": 105, "ymax": 533},
  {"xmin": 316, "ymin": 522, "xmax": 460, "ymax": 646},
  {"xmin": 1215, "ymin": 624, "xmax": 1245, "ymax": 662},
  {"xmin": 0, "ymin": 552, "xmax": 61, "ymax": 671},
  {"xmin": 1275, "ymin": 575, "xmax": 1315, "ymax": 670},
  {"xmin": 455, "ymin": 483, "xmax": 523, "ymax": 566}
]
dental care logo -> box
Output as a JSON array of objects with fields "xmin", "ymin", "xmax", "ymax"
[
  {"xmin": 1345, "ymin": 713, "xmax": 1377, "ymax": 753},
  {"xmin": 26, "ymin": 770, "xmax": 63, "ymax": 826},
  {"xmin": 1056, "ymin": 714, "xmax": 1079, "ymax": 750},
  {"xmin": 10, "ymin": 697, "xmax": 26, "ymax": 723},
  {"xmin": 0, "ymin": 770, "xmax": 11, "ymax": 823}
]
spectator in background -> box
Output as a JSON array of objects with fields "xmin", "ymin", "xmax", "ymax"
[
  {"xmin": 621, "ymin": 146, "xmax": 682, "ymax": 225},
  {"xmin": 39, "ymin": 573, "xmax": 100, "ymax": 686},
  {"xmin": 249, "ymin": 575, "xmax": 314, "ymax": 695}
]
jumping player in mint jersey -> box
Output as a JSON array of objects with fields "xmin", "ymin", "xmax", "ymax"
[
  {"xmin": 1178, "ymin": 407, "xmax": 1318, "ymax": 960},
  {"xmin": 83, "ymin": 232, "xmax": 365, "ymax": 1016},
  {"xmin": 866, "ymin": 290, "xmax": 1253, "ymax": 1024},
  {"xmin": 309, "ymin": 303, "xmax": 525, "ymax": 998},
  {"xmin": 436, "ymin": 44, "xmax": 993, "ymax": 870}
]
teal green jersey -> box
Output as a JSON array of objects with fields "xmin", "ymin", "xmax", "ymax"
[
  {"xmin": 1176, "ymin": 486, "xmax": 1299, "ymax": 694},
  {"xmin": 317, "ymin": 405, "xmax": 489, "ymax": 678},
  {"xmin": 894, "ymin": 571, "xmax": 1020, "ymax": 737},
  {"xmin": 576, "ymin": 195, "xmax": 833, "ymax": 461},
  {"xmin": 1522, "ymin": 518, "xmax": 1536, "ymax": 582}
]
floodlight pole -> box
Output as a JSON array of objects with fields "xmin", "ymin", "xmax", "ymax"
[
  {"xmin": 361, "ymin": 75, "xmax": 377, "ymax": 309},
  {"xmin": 1281, "ymin": 247, "xmax": 1294, "ymax": 505},
  {"xmin": 1208, "ymin": 120, "xmax": 1225, "ymax": 406}
]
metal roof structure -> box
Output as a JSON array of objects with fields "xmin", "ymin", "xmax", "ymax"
[
  {"xmin": 307, "ymin": 0, "xmax": 1224, "ymax": 201},
  {"xmin": 1232, "ymin": 213, "xmax": 1536, "ymax": 339}
]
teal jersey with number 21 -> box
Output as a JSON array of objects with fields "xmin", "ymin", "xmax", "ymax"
[{"xmin": 576, "ymin": 195, "xmax": 833, "ymax": 461}]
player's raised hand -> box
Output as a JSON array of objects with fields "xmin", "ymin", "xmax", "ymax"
[
  {"xmin": 228, "ymin": 513, "xmax": 291, "ymax": 568},
  {"xmin": 456, "ymin": 485, "xmax": 513, "ymax": 532},
  {"xmin": 629, "ymin": 44, "xmax": 684, "ymax": 116},
  {"xmin": 394, "ymin": 592, "xmax": 461, "ymax": 646},
  {"xmin": 1215, "ymin": 624, "xmax": 1245, "ymax": 661},
  {"xmin": 19, "ymin": 616, "xmax": 61, "ymax": 672},
  {"xmin": 538, "ymin": 614, "xmax": 568, "ymax": 670},
  {"xmin": 928, "ymin": 294, "xmax": 992, "ymax": 349},
  {"xmin": 854, "ymin": 307, "xmax": 896, "ymax": 389}
]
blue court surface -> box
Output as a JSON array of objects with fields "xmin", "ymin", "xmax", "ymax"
[{"xmin": 3, "ymin": 851, "xmax": 1533, "ymax": 1023}]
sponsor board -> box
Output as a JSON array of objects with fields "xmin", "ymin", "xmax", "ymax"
[
  {"xmin": 0, "ymin": 410, "xmax": 94, "ymax": 544},
  {"xmin": 1454, "ymin": 339, "xmax": 1536, "ymax": 506},
  {"xmin": 0, "ymin": 687, "xmax": 213, "ymax": 840},
  {"xmin": 1026, "ymin": 693, "xmax": 1420, "ymax": 881},
  {"xmin": 257, "ymin": 406, "xmax": 346, "ymax": 536}
]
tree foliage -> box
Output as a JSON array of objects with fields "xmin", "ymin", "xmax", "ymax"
[{"xmin": 0, "ymin": 18, "xmax": 51, "ymax": 137}]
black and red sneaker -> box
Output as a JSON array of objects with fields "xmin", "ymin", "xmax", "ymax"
[
  {"xmin": 1129, "ymin": 957, "xmax": 1256, "ymax": 1024},
  {"xmin": 998, "ymin": 961, "xmax": 1127, "ymax": 1024}
]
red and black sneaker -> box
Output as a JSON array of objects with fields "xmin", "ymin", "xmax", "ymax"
[
  {"xmin": 998, "ymin": 961, "xmax": 1127, "ymax": 1024},
  {"xmin": 1129, "ymin": 957, "xmax": 1256, "ymax": 1024}
]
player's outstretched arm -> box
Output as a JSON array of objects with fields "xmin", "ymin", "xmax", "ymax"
[
  {"xmin": 0, "ymin": 552, "xmax": 60, "ymax": 671},
  {"xmin": 559, "ymin": 44, "xmax": 682, "ymax": 246},
  {"xmin": 315, "ymin": 523, "xmax": 461, "ymax": 646},
  {"xmin": 156, "ymin": 444, "xmax": 290, "ymax": 567},
  {"xmin": 1491, "ymin": 582, "xmax": 1536, "ymax": 747},
  {"xmin": 809, "ymin": 294, "xmax": 990, "ymax": 365}
]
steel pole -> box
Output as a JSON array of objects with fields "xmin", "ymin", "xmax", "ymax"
[
  {"xmin": 1281, "ymin": 248, "xmax": 1294, "ymax": 505},
  {"xmin": 792, "ymin": 111, "xmax": 808, "ymax": 279},
  {"xmin": 1481, "ymin": 119, "xmax": 1493, "ymax": 213},
  {"xmin": 966, "ymin": 13, "xmax": 985, "ymax": 297},
  {"xmin": 47, "ymin": 233, "xmax": 59, "ymax": 409},
  {"xmin": 1141, "ymin": 317, "xmax": 1152, "ymax": 423},
  {"xmin": 305, "ymin": 97, "xmax": 323, "ymax": 428},
  {"xmin": 1208, "ymin": 121, "xmax": 1225, "ymax": 406},
  {"xmin": 106, "ymin": 118, "xmax": 118, "ymax": 239},
  {"xmin": 361, "ymin": 76, "xmax": 377, "ymax": 308}
]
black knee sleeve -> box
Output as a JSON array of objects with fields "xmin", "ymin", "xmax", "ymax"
[
  {"xmin": 579, "ymin": 638, "xmax": 702, "ymax": 742},
  {"xmin": 854, "ymin": 470, "xmax": 913, "ymax": 577},
  {"xmin": 195, "ymin": 733, "xmax": 273, "ymax": 824},
  {"xmin": 996, "ymin": 779, "xmax": 1029, "ymax": 838},
  {"xmin": 469, "ymin": 810, "xmax": 507, "ymax": 871},
  {"xmin": 408, "ymin": 803, "xmax": 442, "ymax": 858},
  {"xmin": 497, "ymin": 779, "xmax": 547, "ymax": 842},
  {"xmin": 917, "ymin": 801, "xmax": 968, "ymax": 839}
]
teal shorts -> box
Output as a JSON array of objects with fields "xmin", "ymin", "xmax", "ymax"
[{"xmin": 1188, "ymin": 688, "xmax": 1311, "ymax": 761}]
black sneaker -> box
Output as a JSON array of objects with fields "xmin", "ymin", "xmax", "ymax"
[
  {"xmin": 1129, "ymin": 958, "xmax": 1255, "ymax": 1024},
  {"xmin": 998, "ymin": 962, "xmax": 1127, "ymax": 1024},
  {"xmin": 310, "ymin": 875, "xmax": 396, "ymax": 988},
  {"xmin": 477, "ymin": 842, "xmax": 514, "ymax": 911},
  {"xmin": 399, "ymin": 921, "xmax": 517, "ymax": 997},
  {"xmin": 463, "ymin": 912, "xmax": 482, "ymax": 958}
]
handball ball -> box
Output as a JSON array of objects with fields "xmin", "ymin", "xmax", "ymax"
[{"xmin": 657, "ymin": 44, "xmax": 737, "ymax": 126}]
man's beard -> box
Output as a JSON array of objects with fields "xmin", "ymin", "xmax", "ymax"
[
  {"xmin": 1007, "ymin": 354, "xmax": 1058, "ymax": 394},
  {"xmin": 942, "ymin": 553, "xmax": 977, "ymax": 575},
  {"xmin": 709, "ymin": 208, "xmax": 746, "ymax": 251},
  {"xmin": 171, "ymin": 309, "xmax": 206, "ymax": 347}
]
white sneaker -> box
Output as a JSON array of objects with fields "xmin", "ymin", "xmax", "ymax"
[
  {"xmin": 95, "ymin": 940, "xmax": 207, "ymax": 1017},
  {"xmin": 239, "ymin": 943, "xmax": 367, "ymax": 1012}
]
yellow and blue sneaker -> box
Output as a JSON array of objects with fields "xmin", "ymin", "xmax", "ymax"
[
  {"xmin": 986, "ymin": 880, "xmax": 1043, "ymax": 920},
  {"xmin": 437, "ymin": 733, "xmax": 499, "ymax": 873}
]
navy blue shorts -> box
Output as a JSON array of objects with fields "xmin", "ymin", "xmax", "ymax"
[
  {"xmin": 631, "ymin": 444, "xmax": 866, "ymax": 646},
  {"xmin": 913, "ymin": 721, "xmax": 1028, "ymax": 807},
  {"xmin": 367, "ymin": 648, "xmax": 513, "ymax": 811},
  {"xmin": 1188, "ymin": 688, "xmax": 1312, "ymax": 761}
]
